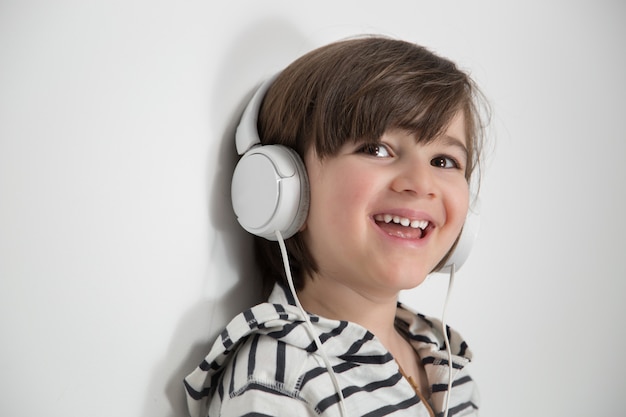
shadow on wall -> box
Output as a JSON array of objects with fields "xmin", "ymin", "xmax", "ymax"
[{"xmin": 140, "ymin": 19, "xmax": 314, "ymax": 417}]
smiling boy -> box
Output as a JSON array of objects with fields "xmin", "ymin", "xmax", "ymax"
[
  {"xmin": 185, "ymin": 36, "xmax": 487, "ymax": 417},
  {"xmin": 299, "ymin": 112, "xmax": 470, "ymax": 396}
]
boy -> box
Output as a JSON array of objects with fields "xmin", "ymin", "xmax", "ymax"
[{"xmin": 185, "ymin": 35, "xmax": 486, "ymax": 417}]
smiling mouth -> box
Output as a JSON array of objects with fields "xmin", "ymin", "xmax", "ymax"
[{"xmin": 373, "ymin": 214, "xmax": 432, "ymax": 239}]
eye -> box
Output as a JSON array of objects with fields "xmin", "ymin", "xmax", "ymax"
[
  {"xmin": 431, "ymin": 155, "xmax": 460, "ymax": 169},
  {"xmin": 357, "ymin": 143, "xmax": 391, "ymax": 158}
]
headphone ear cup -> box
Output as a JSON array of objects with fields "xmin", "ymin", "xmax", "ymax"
[
  {"xmin": 437, "ymin": 199, "xmax": 480, "ymax": 273},
  {"xmin": 231, "ymin": 144, "xmax": 309, "ymax": 241}
]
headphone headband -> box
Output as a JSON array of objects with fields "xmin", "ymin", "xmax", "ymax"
[{"xmin": 235, "ymin": 75, "xmax": 278, "ymax": 155}]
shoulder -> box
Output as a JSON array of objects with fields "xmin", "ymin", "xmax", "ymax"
[
  {"xmin": 209, "ymin": 332, "xmax": 334, "ymax": 416},
  {"xmin": 395, "ymin": 302, "xmax": 473, "ymax": 362},
  {"xmin": 395, "ymin": 303, "xmax": 480, "ymax": 415}
]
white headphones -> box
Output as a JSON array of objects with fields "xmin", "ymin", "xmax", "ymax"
[
  {"xmin": 231, "ymin": 76, "xmax": 310, "ymax": 241},
  {"xmin": 230, "ymin": 76, "xmax": 479, "ymax": 271}
]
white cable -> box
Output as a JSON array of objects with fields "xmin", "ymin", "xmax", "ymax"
[
  {"xmin": 275, "ymin": 230, "xmax": 348, "ymax": 417},
  {"xmin": 440, "ymin": 263, "xmax": 456, "ymax": 417}
]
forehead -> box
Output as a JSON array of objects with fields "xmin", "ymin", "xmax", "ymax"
[
  {"xmin": 421, "ymin": 109, "xmax": 469, "ymax": 160},
  {"xmin": 443, "ymin": 110, "xmax": 467, "ymax": 146},
  {"xmin": 400, "ymin": 109, "xmax": 468, "ymax": 149}
]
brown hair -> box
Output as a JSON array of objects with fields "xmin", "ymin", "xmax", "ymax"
[{"xmin": 252, "ymin": 36, "xmax": 488, "ymax": 298}]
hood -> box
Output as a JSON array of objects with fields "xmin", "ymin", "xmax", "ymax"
[
  {"xmin": 183, "ymin": 284, "xmax": 322, "ymax": 417},
  {"xmin": 184, "ymin": 284, "xmax": 472, "ymax": 417}
]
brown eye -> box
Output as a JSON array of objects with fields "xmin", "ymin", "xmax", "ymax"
[
  {"xmin": 358, "ymin": 143, "xmax": 391, "ymax": 158},
  {"xmin": 431, "ymin": 156, "xmax": 459, "ymax": 169}
]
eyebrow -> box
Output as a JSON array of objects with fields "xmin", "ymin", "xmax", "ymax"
[{"xmin": 439, "ymin": 134, "xmax": 469, "ymax": 160}]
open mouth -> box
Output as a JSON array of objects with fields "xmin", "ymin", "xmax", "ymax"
[{"xmin": 373, "ymin": 214, "xmax": 432, "ymax": 239}]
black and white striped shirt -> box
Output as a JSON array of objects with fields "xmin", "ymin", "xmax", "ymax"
[{"xmin": 184, "ymin": 284, "xmax": 479, "ymax": 417}]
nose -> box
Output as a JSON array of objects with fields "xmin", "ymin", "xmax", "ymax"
[{"xmin": 390, "ymin": 160, "xmax": 436, "ymax": 197}]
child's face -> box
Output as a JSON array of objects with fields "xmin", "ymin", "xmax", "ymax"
[{"xmin": 302, "ymin": 111, "xmax": 470, "ymax": 298}]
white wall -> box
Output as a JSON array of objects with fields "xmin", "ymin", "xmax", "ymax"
[{"xmin": 1, "ymin": 1, "xmax": 624, "ymax": 416}]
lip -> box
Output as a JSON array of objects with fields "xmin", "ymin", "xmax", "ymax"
[{"xmin": 370, "ymin": 208, "xmax": 437, "ymax": 245}]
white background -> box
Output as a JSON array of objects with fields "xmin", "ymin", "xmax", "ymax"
[{"xmin": 1, "ymin": 1, "xmax": 624, "ymax": 416}]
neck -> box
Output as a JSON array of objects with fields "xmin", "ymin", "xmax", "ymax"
[{"xmin": 296, "ymin": 276, "xmax": 401, "ymax": 347}]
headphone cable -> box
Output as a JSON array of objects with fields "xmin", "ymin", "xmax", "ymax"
[
  {"xmin": 440, "ymin": 263, "xmax": 456, "ymax": 417},
  {"xmin": 275, "ymin": 230, "xmax": 348, "ymax": 417}
]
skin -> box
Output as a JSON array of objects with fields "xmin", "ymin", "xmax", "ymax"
[{"xmin": 297, "ymin": 110, "xmax": 470, "ymax": 394}]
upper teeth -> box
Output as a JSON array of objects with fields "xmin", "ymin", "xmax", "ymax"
[{"xmin": 374, "ymin": 214, "xmax": 429, "ymax": 230}]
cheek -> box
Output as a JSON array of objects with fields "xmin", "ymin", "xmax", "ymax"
[
  {"xmin": 330, "ymin": 171, "xmax": 376, "ymax": 215},
  {"xmin": 337, "ymin": 169, "xmax": 369, "ymax": 194},
  {"xmin": 308, "ymin": 167, "xmax": 375, "ymax": 230},
  {"xmin": 449, "ymin": 184, "xmax": 470, "ymax": 230}
]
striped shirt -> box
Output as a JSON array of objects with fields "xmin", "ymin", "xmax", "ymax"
[{"xmin": 184, "ymin": 284, "xmax": 479, "ymax": 417}]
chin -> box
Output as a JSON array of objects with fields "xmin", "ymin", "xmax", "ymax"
[{"xmin": 381, "ymin": 268, "xmax": 431, "ymax": 292}]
